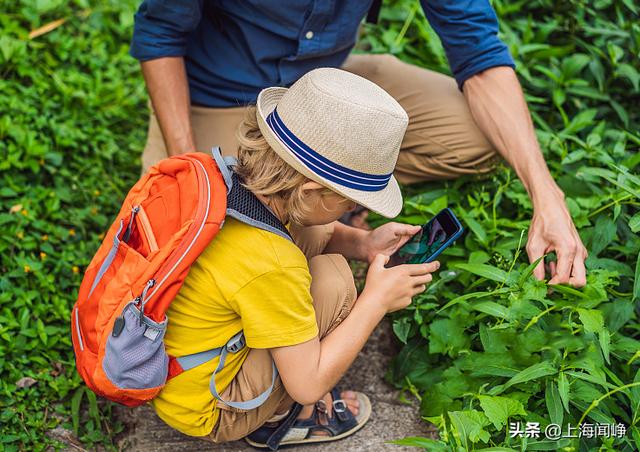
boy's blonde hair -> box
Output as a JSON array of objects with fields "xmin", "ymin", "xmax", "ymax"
[{"xmin": 235, "ymin": 107, "xmax": 337, "ymax": 225}]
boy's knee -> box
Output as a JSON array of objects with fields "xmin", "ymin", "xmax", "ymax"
[{"xmin": 308, "ymin": 254, "xmax": 357, "ymax": 337}]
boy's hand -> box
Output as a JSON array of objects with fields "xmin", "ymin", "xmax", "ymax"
[
  {"xmin": 360, "ymin": 254, "xmax": 439, "ymax": 314},
  {"xmin": 360, "ymin": 223, "xmax": 422, "ymax": 264}
]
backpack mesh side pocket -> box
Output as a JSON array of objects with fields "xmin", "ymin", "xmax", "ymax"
[{"xmin": 102, "ymin": 302, "xmax": 169, "ymax": 390}]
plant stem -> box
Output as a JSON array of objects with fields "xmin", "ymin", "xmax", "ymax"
[
  {"xmin": 588, "ymin": 194, "xmax": 633, "ymax": 218},
  {"xmin": 578, "ymin": 381, "xmax": 640, "ymax": 426},
  {"xmin": 394, "ymin": 3, "xmax": 418, "ymax": 47}
]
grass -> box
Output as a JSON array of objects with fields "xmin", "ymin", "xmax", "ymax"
[{"xmin": 1, "ymin": 0, "xmax": 638, "ymax": 450}]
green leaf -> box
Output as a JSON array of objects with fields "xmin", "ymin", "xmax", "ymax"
[
  {"xmin": 471, "ymin": 301, "xmax": 510, "ymax": 319},
  {"xmin": 86, "ymin": 388, "xmax": 100, "ymax": 426},
  {"xmin": 436, "ymin": 288, "xmax": 510, "ymax": 314},
  {"xmin": 599, "ymin": 328, "xmax": 611, "ymax": 364},
  {"xmin": 71, "ymin": 387, "xmax": 84, "ymax": 436},
  {"xmin": 524, "ymin": 438, "xmax": 572, "ymax": 450},
  {"xmin": 517, "ymin": 256, "xmax": 544, "ymax": 287},
  {"xmin": 476, "ymin": 448, "xmax": 518, "ymax": 452},
  {"xmin": 577, "ymin": 308, "xmax": 604, "ymax": 334},
  {"xmin": 388, "ymin": 437, "xmax": 448, "ymax": 450},
  {"xmin": 454, "ymin": 263, "xmax": 508, "ymax": 283},
  {"xmin": 616, "ymin": 63, "xmax": 640, "ymax": 91},
  {"xmin": 590, "ymin": 215, "xmax": 617, "ymax": 256},
  {"xmin": 494, "ymin": 362, "xmax": 557, "ymax": 394},
  {"xmin": 557, "ymin": 372, "xmax": 570, "ymax": 412},
  {"xmin": 563, "ymin": 109, "xmax": 597, "ymax": 134},
  {"xmin": 545, "ymin": 380, "xmax": 563, "ymax": 426},
  {"xmin": 629, "ymin": 212, "xmax": 640, "ymax": 233},
  {"xmin": 428, "ymin": 318, "xmax": 470, "ymax": 356},
  {"xmin": 460, "ymin": 213, "xmax": 488, "ymax": 245},
  {"xmin": 548, "ymin": 284, "xmax": 588, "ymax": 299},
  {"xmin": 393, "ymin": 318, "xmax": 411, "ymax": 344},
  {"xmin": 448, "ymin": 410, "xmax": 491, "ymax": 446},
  {"xmin": 561, "ymin": 53, "xmax": 590, "ymax": 78},
  {"xmin": 634, "ymin": 250, "xmax": 640, "ymax": 302},
  {"xmin": 478, "ymin": 395, "xmax": 527, "ymax": 430}
]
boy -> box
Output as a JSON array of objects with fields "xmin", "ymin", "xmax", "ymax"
[{"xmin": 151, "ymin": 68, "xmax": 439, "ymax": 447}]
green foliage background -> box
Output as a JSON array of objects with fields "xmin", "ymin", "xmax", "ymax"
[{"xmin": 0, "ymin": 0, "xmax": 638, "ymax": 450}]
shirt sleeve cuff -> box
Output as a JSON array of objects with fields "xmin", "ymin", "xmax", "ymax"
[
  {"xmin": 245, "ymin": 323, "xmax": 319, "ymax": 349},
  {"xmin": 455, "ymin": 48, "xmax": 516, "ymax": 91}
]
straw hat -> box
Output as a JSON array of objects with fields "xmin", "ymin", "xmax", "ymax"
[{"xmin": 256, "ymin": 68, "xmax": 408, "ymax": 218}]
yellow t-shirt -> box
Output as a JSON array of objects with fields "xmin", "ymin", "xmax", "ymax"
[{"xmin": 152, "ymin": 217, "xmax": 319, "ymax": 436}]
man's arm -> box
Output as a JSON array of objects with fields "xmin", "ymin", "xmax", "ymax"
[
  {"xmin": 141, "ymin": 57, "xmax": 197, "ymax": 155},
  {"xmin": 420, "ymin": 0, "xmax": 587, "ymax": 286},
  {"xmin": 463, "ymin": 67, "xmax": 588, "ymax": 286},
  {"xmin": 131, "ymin": 0, "xmax": 204, "ymax": 155}
]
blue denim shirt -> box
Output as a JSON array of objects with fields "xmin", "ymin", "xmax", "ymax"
[{"xmin": 130, "ymin": 0, "xmax": 515, "ymax": 107}]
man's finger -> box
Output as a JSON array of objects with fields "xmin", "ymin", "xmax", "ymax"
[
  {"xmin": 549, "ymin": 246, "xmax": 576, "ymax": 285},
  {"xmin": 568, "ymin": 251, "xmax": 587, "ymax": 288},
  {"xmin": 526, "ymin": 242, "xmax": 546, "ymax": 280}
]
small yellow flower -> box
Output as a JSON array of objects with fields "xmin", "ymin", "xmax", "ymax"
[
  {"xmin": 40, "ymin": 252, "xmax": 47, "ymax": 260},
  {"xmin": 21, "ymin": 209, "xmax": 28, "ymax": 216},
  {"xmin": 72, "ymin": 266, "xmax": 80, "ymax": 274},
  {"xmin": 16, "ymin": 231, "xmax": 24, "ymax": 239},
  {"xmin": 24, "ymin": 265, "xmax": 31, "ymax": 273},
  {"xmin": 68, "ymin": 228, "xmax": 76, "ymax": 236},
  {"xmin": 41, "ymin": 234, "xmax": 49, "ymax": 241},
  {"xmin": 93, "ymin": 190, "xmax": 101, "ymax": 196}
]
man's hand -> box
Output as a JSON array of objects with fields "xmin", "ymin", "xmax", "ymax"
[
  {"xmin": 527, "ymin": 193, "xmax": 588, "ymax": 287},
  {"xmin": 463, "ymin": 67, "xmax": 588, "ymax": 287},
  {"xmin": 360, "ymin": 222, "xmax": 421, "ymax": 264}
]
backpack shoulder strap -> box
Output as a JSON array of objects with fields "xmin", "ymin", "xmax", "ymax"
[
  {"xmin": 211, "ymin": 147, "xmax": 292, "ymax": 242},
  {"xmin": 226, "ymin": 172, "xmax": 293, "ymax": 242}
]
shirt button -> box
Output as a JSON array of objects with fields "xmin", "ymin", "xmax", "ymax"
[{"xmin": 305, "ymin": 30, "xmax": 314, "ymax": 40}]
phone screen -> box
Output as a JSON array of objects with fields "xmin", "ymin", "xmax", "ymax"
[{"xmin": 387, "ymin": 209, "xmax": 462, "ymax": 267}]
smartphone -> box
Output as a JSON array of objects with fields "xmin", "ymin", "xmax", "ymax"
[{"xmin": 387, "ymin": 208, "xmax": 464, "ymax": 267}]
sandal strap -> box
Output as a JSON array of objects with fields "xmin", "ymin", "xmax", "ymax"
[
  {"xmin": 265, "ymin": 403, "xmax": 303, "ymax": 451},
  {"xmin": 291, "ymin": 387, "xmax": 358, "ymax": 437},
  {"xmin": 330, "ymin": 387, "xmax": 355, "ymax": 424}
]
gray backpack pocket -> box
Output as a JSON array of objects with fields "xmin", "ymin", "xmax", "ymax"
[{"xmin": 103, "ymin": 302, "xmax": 169, "ymax": 390}]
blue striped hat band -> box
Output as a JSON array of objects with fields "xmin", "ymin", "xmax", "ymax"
[{"xmin": 265, "ymin": 108, "xmax": 392, "ymax": 192}]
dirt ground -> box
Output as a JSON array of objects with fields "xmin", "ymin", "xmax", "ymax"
[{"xmin": 109, "ymin": 318, "xmax": 439, "ymax": 451}]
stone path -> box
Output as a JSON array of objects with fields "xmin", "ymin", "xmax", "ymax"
[{"xmin": 112, "ymin": 318, "xmax": 439, "ymax": 451}]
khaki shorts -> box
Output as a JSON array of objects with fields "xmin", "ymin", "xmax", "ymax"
[{"xmin": 141, "ymin": 53, "xmax": 499, "ymax": 181}]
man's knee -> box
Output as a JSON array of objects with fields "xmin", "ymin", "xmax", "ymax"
[{"xmin": 308, "ymin": 254, "xmax": 357, "ymax": 337}]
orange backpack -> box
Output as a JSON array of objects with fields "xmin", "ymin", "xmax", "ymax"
[{"xmin": 71, "ymin": 149, "xmax": 284, "ymax": 408}]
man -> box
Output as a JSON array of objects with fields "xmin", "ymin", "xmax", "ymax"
[{"xmin": 130, "ymin": 0, "xmax": 587, "ymax": 287}]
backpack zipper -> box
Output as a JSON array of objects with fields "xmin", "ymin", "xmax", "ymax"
[
  {"xmin": 74, "ymin": 307, "xmax": 84, "ymax": 351},
  {"xmin": 137, "ymin": 158, "xmax": 212, "ymax": 311},
  {"xmin": 122, "ymin": 206, "xmax": 140, "ymax": 243}
]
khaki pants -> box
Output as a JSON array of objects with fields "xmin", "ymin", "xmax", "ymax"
[
  {"xmin": 207, "ymin": 222, "xmax": 357, "ymax": 443},
  {"xmin": 141, "ymin": 54, "xmax": 498, "ymax": 181}
]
